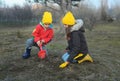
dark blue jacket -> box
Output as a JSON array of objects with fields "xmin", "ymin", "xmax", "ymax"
[{"xmin": 66, "ymin": 19, "xmax": 89, "ymax": 62}]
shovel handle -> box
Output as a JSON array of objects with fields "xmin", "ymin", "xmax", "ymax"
[{"xmin": 39, "ymin": 44, "xmax": 43, "ymax": 51}]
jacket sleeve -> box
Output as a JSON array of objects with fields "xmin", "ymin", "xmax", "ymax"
[
  {"xmin": 42, "ymin": 29, "xmax": 54, "ymax": 44},
  {"xmin": 67, "ymin": 32, "xmax": 81, "ymax": 62},
  {"xmin": 66, "ymin": 40, "xmax": 70, "ymax": 50},
  {"xmin": 32, "ymin": 25, "xmax": 41, "ymax": 42}
]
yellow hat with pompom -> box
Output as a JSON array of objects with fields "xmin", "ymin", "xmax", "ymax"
[
  {"xmin": 42, "ymin": 11, "xmax": 52, "ymax": 24},
  {"xmin": 62, "ymin": 11, "xmax": 75, "ymax": 25}
]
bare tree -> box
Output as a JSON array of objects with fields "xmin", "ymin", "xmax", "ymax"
[
  {"xmin": 25, "ymin": 0, "xmax": 83, "ymax": 34},
  {"xmin": 100, "ymin": 0, "xmax": 108, "ymax": 21},
  {"xmin": 26, "ymin": 0, "xmax": 82, "ymax": 13}
]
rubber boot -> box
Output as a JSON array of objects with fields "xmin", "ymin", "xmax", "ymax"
[
  {"xmin": 22, "ymin": 48, "xmax": 31, "ymax": 59},
  {"xmin": 78, "ymin": 54, "xmax": 93, "ymax": 64},
  {"xmin": 74, "ymin": 53, "xmax": 83, "ymax": 60}
]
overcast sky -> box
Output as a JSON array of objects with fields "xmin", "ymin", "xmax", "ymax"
[{"xmin": 4, "ymin": 0, "xmax": 26, "ymax": 7}]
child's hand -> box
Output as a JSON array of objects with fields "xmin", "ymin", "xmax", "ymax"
[
  {"xmin": 64, "ymin": 50, "xmax": 69, "ymax": 52},
  {"xmin": 59, "ymin": 62, "xmax": 69, "ymax": 68},
  {"xmin": 37, "ymin": 41, "xmax": 41, "ymax": 46},
  {"xmin": 41, "ymin": 40, "xmax": 45, "ymax": 44}
]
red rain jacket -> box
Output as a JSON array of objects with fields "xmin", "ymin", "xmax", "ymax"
[{"xmin": 32, "ymin": 24, "xmax": 54, "ymax": 44}]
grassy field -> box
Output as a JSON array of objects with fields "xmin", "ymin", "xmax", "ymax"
[{"xmin": 0, "ymin": 23, "xmax": 120, "ymax": 81}]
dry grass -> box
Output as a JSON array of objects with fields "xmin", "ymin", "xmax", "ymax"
[{"xmin": 0, "ymin": 23, "xmax": 120, "ymax": 81}]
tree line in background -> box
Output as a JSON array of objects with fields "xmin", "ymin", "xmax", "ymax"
[
  {"xmin": 0, "ymin": 4, "xmax": 33, "ymax": 26},
  {"xmin": 0, "ymin": 0, "xmax": 120, "ymax": 30}
]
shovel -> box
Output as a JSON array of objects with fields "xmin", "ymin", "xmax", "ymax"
[{"xmin": 38, "ymin": 44, "xmax": 46, "ymax": 59}]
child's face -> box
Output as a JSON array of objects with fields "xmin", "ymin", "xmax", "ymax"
[
  {"xmin": 44, "ymin": 23, "xmax": 50, "ymax": 28},
  {"xmin": 63, "ymin": 24, "xmax": 69, "ymax": 28}
]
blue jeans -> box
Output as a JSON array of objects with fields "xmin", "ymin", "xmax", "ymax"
[
  {"xmin": 25, "ymin": 38, "xmax": 48, "ymax": 55},
  {"xmin": 62, "ymin": 52, "xmax": 77, "ymax": 63}
]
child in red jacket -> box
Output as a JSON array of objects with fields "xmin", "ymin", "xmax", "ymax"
[{"xmin": 22, "ymin": 11, "xmax": 54, "ymax": 59}]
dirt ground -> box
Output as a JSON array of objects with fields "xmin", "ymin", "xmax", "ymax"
[{"xmin": 0, "ymin": 23, "xmax": 120, "ymax": 81}]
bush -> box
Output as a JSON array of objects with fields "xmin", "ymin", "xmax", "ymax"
[{"xmin": 0, "ymin": 4, "xmax": 33, "ymax": 27}]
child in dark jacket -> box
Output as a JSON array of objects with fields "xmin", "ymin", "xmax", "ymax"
[
  {"xmin": 22, "ymin": 11, "xmax": 54, "ymax": 59},
  {"xmin": 59, "ymin": 11, "xmax": 93, "ymax": 68}
]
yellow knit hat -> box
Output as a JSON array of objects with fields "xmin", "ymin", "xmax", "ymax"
[
  {"xmin": 62, "ymin": 11, "xmax": 75, "ymax": 25},
  {"xmin": 42, "ymin": 11, "xmax": 52, "ymax": 24}
]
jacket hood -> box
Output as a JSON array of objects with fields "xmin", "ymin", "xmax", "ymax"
[{"xmin": 70, "ymin": 19, "xmax": 84, "ymax": 32}]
